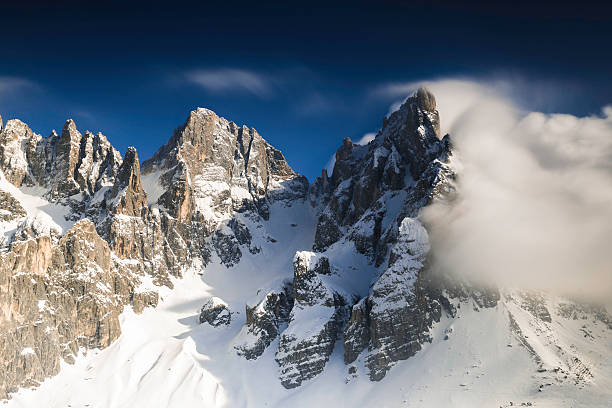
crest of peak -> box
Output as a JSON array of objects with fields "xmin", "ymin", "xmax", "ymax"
[
  {"xmin": 62, "ymin": 119, "xmax": 78, "ymax": 132},
  {"xmin": 415, "ymin": 87, "xmax": 436, "ymax": 111},
  {"xmin": 193, "ymin": 107, "xmax": 218, "ymax": 116},
  {"xmin": 4, "ymin": 118, "xmax": 28, "ymax": 127}
]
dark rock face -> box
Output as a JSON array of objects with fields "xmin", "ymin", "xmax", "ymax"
[
  {"xmin": 234, "ymin": 282, "xmax": 294, "ymax": 360},
  {"xmin": 311, "ymin": 88, "xmax": 451, "ymax": 255},
  {"xmin": 519, "ymin": 292, "xmax": 552, "ymax": 322},
  {"xmin": 343, "ymin": 297, "xmax": 371, "ymax": 364},
  {"xmin": 275, "ymin": 252, "xmax": 348, "ymax": 389},
  {"xmin": 199, "ymin": 297, "xmax": 231, "ymax": 327},
  {"xmin": 307, "ymin": 88, "xmax": 457, "ymax": 381},
  {"xmin": 231, "ymin": 88, "xmax": 457, "ymax": 387}
]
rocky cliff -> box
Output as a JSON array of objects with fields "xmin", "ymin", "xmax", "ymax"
[
  {"xmin": 0, "ymin": 108, "xmax": 307, "ymax": 398},
  {"xmin": 231, "ymin": 87, "xmax": 457, "ymax": 386},
  {"xmin": 233, "ymin": 88, "xmax": 612, "ymax": 390}
]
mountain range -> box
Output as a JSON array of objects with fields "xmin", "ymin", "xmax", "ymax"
[{"xmin": 0, "ymin": 88, "xmax": 611, "ymax": 407}]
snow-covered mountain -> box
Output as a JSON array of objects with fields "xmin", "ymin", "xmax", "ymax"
[{"xmin": 0, "ymin": 90, "xmax": 610, "ymax": 407}]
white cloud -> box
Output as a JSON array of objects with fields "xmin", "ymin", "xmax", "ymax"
[
  {"xmin": 325, "ymin": 155, "xmax": 335, "ymax": 177},
  {"xmin": 185, "ymin": 68, "xmax": 272, "ymax": 98},
  {"xmin": 355, "ymin": 132, "xmax": 376, "ymax": 145},
  {"xmin": 294, "ymin": 92, "xmax": 334, "ymax": 116},
  {"xmin": 408, "ymin": 79, "xmax": 612, "ymax": 301},
  {"xmin": 0, "ymin": 76, "xmax": 36, "ymax": 99}
]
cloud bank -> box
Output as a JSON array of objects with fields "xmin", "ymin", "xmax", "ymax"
[{"xmin": 390, "ymin": 80, "xmax": 612, "ymax": 301}]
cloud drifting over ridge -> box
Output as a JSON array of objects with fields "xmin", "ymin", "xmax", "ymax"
[{"xmin": 402, "ymin": 79, "xmax": 612, "ymax": 300}]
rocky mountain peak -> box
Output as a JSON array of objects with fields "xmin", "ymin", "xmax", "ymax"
[
  {"xmin": 110, "ymin": 147, "xmax": 148, "ymax": 217},
  {"xmin": 117, "ymin": 147, "xmax": 140, "ymax": 183},
  {"xmin": 142, "ymin": 107, "xmax": 307, "ymax": 224},
  {"xmin": 60, "ymin": 119, "xmax": 79, "ymax": 139},
  {"xmin": 416, "ymin": 86, "xmax": 437, "ymax": 112},
  {"xmin": 310, "ymin": 87, "xmax": 451, "ymax": 253},
  {"xmin": 0, "ymin": 119, "xmax": 38, "ymax": 187}
]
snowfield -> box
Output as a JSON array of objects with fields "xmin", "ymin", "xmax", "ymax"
[{"xmin": 5, "ymin": 202, "xmax": 611, "ymax": 408}]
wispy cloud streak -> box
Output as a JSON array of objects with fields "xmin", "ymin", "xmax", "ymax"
[{"xmin": 185, "ymin": 68, "xmax": 272, "ymax": 98}]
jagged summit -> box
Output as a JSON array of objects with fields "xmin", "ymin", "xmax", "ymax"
[
  {"xmin": 0, "ymin": 116, "xmax": 122, "ymax": 200},
  {"xmin": 309, "ymin": 87, "xmax": 451, "ymax": 253},
  {"xmin": 0, "ymin": 106, "xmax": 312, "ymax": 398},
  {"xmin": 416, "ymin": 86, "xmax": 437, "ymax": 112},
  {"xmin": 142, "ymin": 107, "xmax": 308, "ymax": 222}
]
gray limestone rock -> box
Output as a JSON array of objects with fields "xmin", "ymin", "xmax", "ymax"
[
  {"xmin": 275, "ymin": 252, "xmax": 347, "ymax": 389},
  {"xmin": 199, "ymin": 297, "xmax": 231, "ymax": 327},
  {"xmin": 234, "ymin": 282, "xmax": 293, "ymax": 360}
]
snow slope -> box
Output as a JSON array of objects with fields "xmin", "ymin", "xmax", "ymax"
[
  {"xmin": 5, "ymin": 200, "xmax": 612, "ymax": 408},
  {"xmin": 0, "ymin": 170, "xmax": 73, "ymax": 247}
]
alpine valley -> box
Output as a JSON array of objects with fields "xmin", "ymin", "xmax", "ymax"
[{"xmin": 1, "ymin": 89, "xmax": 611, "ymax": 407}]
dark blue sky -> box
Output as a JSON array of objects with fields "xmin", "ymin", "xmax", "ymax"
[{"xmin": 1, "ymin": 0, "xmax": 610, "ymax": 180}]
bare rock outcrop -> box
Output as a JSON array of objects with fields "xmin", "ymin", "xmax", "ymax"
[
  {"xmin": 308, "ymin": 88, "xmax": 456, "ymax": 381},
  {"xmin": 275, "ymin": 252, "xmax": 347, "ymax": 389},
  {"xmin": 199, "ymin": 297, "xmax": 231, "ymax": 327},
  {"xmin": 234, "ymin": 281, "xmax": 293, "ymax": 360}
]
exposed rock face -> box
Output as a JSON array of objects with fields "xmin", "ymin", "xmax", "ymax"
[
  {"xmin": 231, "ymin": 88, "xmax": 458, "ymax": 387},
  {"xmin": 343, "ymin": 297, "xmax": 371, "ymax": 364},
  {"xmin": 0, "ymin": 118, "xmax": 121, "ymax": 201},
  {"xmin": 2, "ymin": 91, "xmax": 611, "ymax": 398},
  {"xmin": 199, "ymin": 297, "xmax": 231, "ymax": 327},
  {"xmin": 135, "ymin": 108, "xmax": 309, "ymax": 271},
  {"xmin": 275, "ymin": 252, "xmax": 347, "ymax": 389},
  {"xmin": 341, "ymin": 217, "xmax": 448, "ymax": 382},
  {"xmin": 109, "ymin": 147, "xmax": 148, "ymax": 217},
  {"xmin": 0, "ymin": 219, "xmax": 145, "ymax": 399},
  {"xmin": 142, "ymin": 108, "xmax": 308, "ymax": 226},
  {"xmin": 48, "ymin": 219, "xmax": 127, "ymax": 349},
  {"xmin": 311, "ymin": 87, "xmax": 451, "ymax": 255},
  {"xmin": 304, "ymin": 88, "xmax": 456, "ymax": 381},
  {"xmin": 234, "ymin": 282, "xmax": 293, "ymax": 360},
  {"xmin": 0, "ymin": 191, "xmax": 26, "ymax": 221}
]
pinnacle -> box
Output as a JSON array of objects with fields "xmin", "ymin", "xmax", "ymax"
[{"xmin": 415, "ymin": 86, "xmax": 436, "ymax": 112}]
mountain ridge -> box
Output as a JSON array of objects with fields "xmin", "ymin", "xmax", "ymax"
[{"xmin": 0, "ymin": 89, "xmax": 611, "ymax": 406}]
